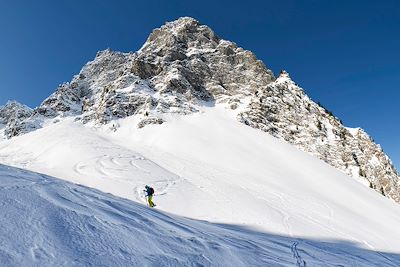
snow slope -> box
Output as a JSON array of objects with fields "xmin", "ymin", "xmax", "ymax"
[
  {"xmin": 1, "ymin": 105, "xmax": 400, "ymax": 265},
  {"xmin": 1, "ymin": 164, "xmax": 400, "ymax": 266},
  {"xmin": 0, "ymin": 164, "xmax": 295, "ymax": 266}
]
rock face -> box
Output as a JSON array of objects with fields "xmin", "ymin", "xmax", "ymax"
[
  {"xmin": 11, "ymin": 17, "xmax": 273, "ymax": 132},
  {"xmin": 238, "ymin": 71, "xmax": 400, "ymax": 202},
  {"xmin": 0, "ymin": 101, "xmax": 34, "ymax": 138},
  {"xmin": 0, "ymin": 101, "xmax": 32, "ymax": 123},
  {"xmin": 1, "ymin": 17, "xmax": 399, "ymax": 202}
]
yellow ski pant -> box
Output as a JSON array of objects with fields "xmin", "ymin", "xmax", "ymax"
[{"xmin": 147, "ymin": 195, "xmax": 155, "ymax": 207}]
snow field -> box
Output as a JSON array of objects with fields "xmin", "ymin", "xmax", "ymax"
[
  {"xmin": 1, "ymin": 164, "xmax": 400, "ymax": 266},
  {"xmin": 1, "ymin": 105, "xmax": 400, "ymax": 265}
]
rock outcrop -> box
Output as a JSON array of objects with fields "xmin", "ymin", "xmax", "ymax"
[
  {"xmin": 0, "ymin": 101, "xmax": 34, "ymax": 138},
  {"xmin": 238, "ymin": 71, "xmax": 400, "ymax": 202}
]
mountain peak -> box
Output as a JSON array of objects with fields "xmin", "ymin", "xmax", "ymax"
[
  {"xmin": 0, "ymin": 100, "xmax": 32, "ymax": 114},
  {"xmin": 1, "ymin": 100, "xmax": 30, "ymax": 109},
  {"xmin": 0, "ymin": 100, "xmax": 33, "ymax": 128},
  {"xmin": 275, "ymin": 70, "xmax": 293, "ymax": 84},
  {"xmin": 164, "ymin": 16, "xmax": 200, "ymax": 30},
  {"xmin": 141, "ymin": 17, "xmax": 219, "ymax": 53},
  {"xmin": 95, "ymin": 48, "xmax": 114, "ymax": 58},
  {"xmin": 159, "ymin": 17, "xmax": 209, "ymax": 38}
]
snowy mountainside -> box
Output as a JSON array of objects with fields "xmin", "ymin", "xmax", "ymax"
[
  {"xmin": 1, "ymin": 16, "xmax": 399, "ymax": 202},
  {"xmin": 1, "ymin": 106, "xmax": 400, "ymax": 261},
  {"xmin": 238, "ymin": 71, "xmax": 400, "ymax": 202},
  {"xmin": 2, "ymin": 164, "xmax": 400, "ymax": 266}
]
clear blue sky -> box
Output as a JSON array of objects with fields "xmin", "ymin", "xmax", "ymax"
[{"xmin": 0, "ymin": 0, "xmax": 399, "ymax": 169}]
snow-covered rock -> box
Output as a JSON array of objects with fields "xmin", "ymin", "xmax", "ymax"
[
  {"xmin": 0, "ymin": 101, "xmax": 34, "ymax": 138},
  {"xmin": 238, "ymin": 70, "xmax": 400, "ymax": 202},
  {"xmin": 4, "ymin": 17, "xmax": 274, "ymax": 135},
  {"xmin": 0, "ymin": 101, "xmax": 32, "ymax": 124},
  {"xmin": 1, "ymin": 17, "xmax": 399, "ymax": 203}
]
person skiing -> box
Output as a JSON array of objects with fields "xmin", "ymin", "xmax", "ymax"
[{"xmin": 144, "ymin": 185, "xmax": 156, "ymax": 207}]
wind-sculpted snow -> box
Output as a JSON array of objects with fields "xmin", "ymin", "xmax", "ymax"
[{"xmin": 1, "ymin": 164, "xmax": 400, "ymax": 266}]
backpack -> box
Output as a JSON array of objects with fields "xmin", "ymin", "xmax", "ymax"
[{"xmin": 149, "ymin": 187, "xmax": 154, "ymax": 195}]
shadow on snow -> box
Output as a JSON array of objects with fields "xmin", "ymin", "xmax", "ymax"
[{"xmin": 0, "ymin": 164, "xmax": 399, "ymax": 267}]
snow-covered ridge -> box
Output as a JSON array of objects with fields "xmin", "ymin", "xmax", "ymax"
[
  {"xmin": 0, "ymin": 100, "xmax": 32, "ymax": 123},
  {"xmin": 238, "ymin": 71, "xmax": 400, "ymax": 202},
  {"xmin": 0, "ymin": 101, "xmax": 33, "ymax": 138},
  {"xmin": 1, "ymin": 17, "xmax": 399, "ymax": 202}
]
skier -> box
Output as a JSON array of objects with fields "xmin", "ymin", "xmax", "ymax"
[{"xmin": 144, "ymin": 185, "xmax": 156, "ymax": 207}]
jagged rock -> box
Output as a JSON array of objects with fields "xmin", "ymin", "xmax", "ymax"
[
  {"xmin": 4, "ymin": 119, "xmax": 40, "ymax": 139},
  {"xmin": 238, "ymin": 71, "xmax": 400, "ymax": 202},
  {"xmin": 0, "ymin": 101, "xmax": 35, "ymax": 138},
  {"xmin": 137, "ymin": 17, "xmax": 274, "ymax": 102},
  {"xmin": 0, "ymin": 101, "xmax": 33, "ymax": 124},
  {"xmin": 36, "ymin": 83, "xmax": 82, "ymax": 117},
  {"xmin": 137, "ymin": 117, "xmax": 164, "ymax": 129},
  {"xmin": 131, "ymin": 60, "xmax": 162, "ymax": 79}
]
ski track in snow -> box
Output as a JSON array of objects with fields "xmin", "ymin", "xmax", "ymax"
[
  {"xmin": 291, "ymin": 242, "xmax": 307, "ymax": 267},
  {"xmin": 72, "ymin": 152, "xmax": 181, "ymax": 204}
]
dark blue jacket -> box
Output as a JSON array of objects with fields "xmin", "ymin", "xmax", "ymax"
[{"xmin": 145, "ymin": 187, "xmax": 154, "ymax": 196}]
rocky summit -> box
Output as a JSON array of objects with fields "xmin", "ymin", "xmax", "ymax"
[{"xmin": 1, "ymin": 17, "xmax": 399, "ymax": 202}]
